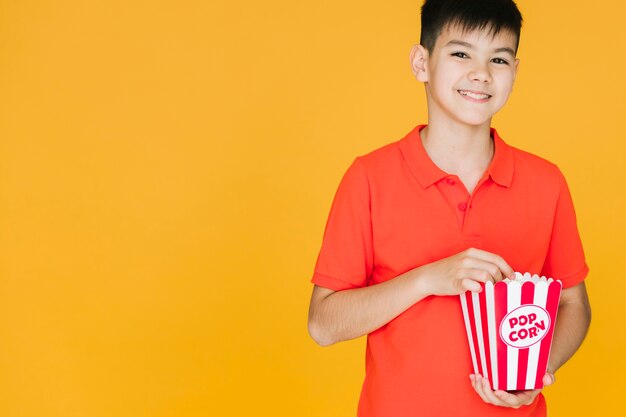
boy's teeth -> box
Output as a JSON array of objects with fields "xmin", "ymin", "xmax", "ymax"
[{"xmin": 459, "ymin": 90, "xmax": 490, "ymax": 99}]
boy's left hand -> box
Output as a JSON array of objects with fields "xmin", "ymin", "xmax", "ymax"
[{"xmin": 469, "ymin": 372, "xmax": 555, "ymax": 408}]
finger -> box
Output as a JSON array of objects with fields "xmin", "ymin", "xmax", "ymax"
[
  {"xmin": 466, "ymin": 248, "xmax": 515, "ymax": 279},
  {"xmin": 461, "ymin": 278, "xmax": 482, "ymax": 293},
  {"xmin": 460, "ymin": 258, "xmax": 503, "ymax": 282},
  {"xmin": 493, "ymin": 390, "xmax": 523, "ymax": 408},
  {"xmin": 479, "ymin": 377, "xmax": 509, "ymax": 406},
  {"xmin": 520, "ymin": 390, "xmax": 541, "ymax": 406},
  {"xmin": 471, "ymin": 375, "xmax": 493, "ymax": 404},
  {"xmin": 475, "ymin": 375, "xmax": 508, "ymax": 406},
  {"xmin": 459, "ymin": 267, "xmax": 497, "ymax": 285},
  {"xmin": 495, "ymin": 389, "xmax": 540, "ymax": 407}
]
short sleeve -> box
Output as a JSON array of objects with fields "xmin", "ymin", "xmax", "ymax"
[
  {"xmin": 541, "ymin": 170, "xmax": 589, "ymax": 288},
  {"xmin": 311, "ymin": 158, "xmax": 374, "ymax": 291}
]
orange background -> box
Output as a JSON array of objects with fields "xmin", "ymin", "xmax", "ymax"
[{"xmin": 0, "ymin": 1, "xmax": 623, "ymax": 416}]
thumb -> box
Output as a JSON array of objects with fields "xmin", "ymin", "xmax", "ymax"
[{"xmin": 542, "ymin": 372, "xmax": 556, "ymax": 387}]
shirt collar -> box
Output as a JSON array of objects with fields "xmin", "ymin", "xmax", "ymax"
[
  {"xmin": 399, "ymin": 124, "xmax": 515, "ymax": 189},
  {"xmin": 487, "ymin": 127, "xmax": 514, "ymax": 187}
]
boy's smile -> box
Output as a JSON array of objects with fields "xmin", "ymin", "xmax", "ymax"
[
  {"xmin": 411, "ymin": 24, "xmax": 519, "ymax": 128},
  {"xmin": 458, "ymin": 89, "xmax": 491, "ymax": 102}
]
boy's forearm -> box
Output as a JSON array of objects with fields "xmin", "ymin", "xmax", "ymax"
[
  {"xmin": 308, "ymin": 248, "xmax": 516, "ymax": 346},
  {"xmin": 547, "ymin": 284, "xmax": 592, "ymax": 373},
  {"xmin": 308, "ymin": 269, "xmax": 431, "ymax": 346}
]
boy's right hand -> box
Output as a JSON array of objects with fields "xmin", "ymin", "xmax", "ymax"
[{"xmin": 416, "ymin": 248, "xmax": 515, "ymax": 296}]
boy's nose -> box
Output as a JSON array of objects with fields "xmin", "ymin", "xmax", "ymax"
[{"xmin": 468, "ymin": 67, "xmax": 492, "ymax": 83}]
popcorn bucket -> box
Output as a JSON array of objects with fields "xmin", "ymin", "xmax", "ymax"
[{"xmin": 459, "ymin": 273, "xmax": 562, "ymax": 391}]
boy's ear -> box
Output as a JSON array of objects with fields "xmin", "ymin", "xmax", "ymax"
[{"xmin": 410, "ymin": 44, "xmax": 429, "ymax": 82}]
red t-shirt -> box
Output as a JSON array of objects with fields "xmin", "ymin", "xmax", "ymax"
[{"xmin": 312, "ymin": 125, "xmax": 588, "ymax": 417}]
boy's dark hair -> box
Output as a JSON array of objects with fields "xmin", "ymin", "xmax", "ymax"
[{"xmin": 420, "ymin": 0, "xmax": 523, "ymax": 53}]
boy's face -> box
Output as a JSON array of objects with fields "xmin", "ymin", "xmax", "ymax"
[{"xmin": 412, "ymin": 24, "xmax": 520, "ymax": 128}]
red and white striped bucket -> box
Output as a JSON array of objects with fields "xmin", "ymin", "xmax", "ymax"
[{"xmin": 459, "ymin": 273, "xmax": 562, "ymax": 391}]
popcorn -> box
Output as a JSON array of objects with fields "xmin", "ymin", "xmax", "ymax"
[{"xmin": 459, "ymin": 272, "xmax": 562, "ymax": 391}]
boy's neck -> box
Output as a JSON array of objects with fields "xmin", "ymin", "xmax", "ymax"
[{"xmin": 420, "ymin": 118, "xmax": 494, "ymax": 178}]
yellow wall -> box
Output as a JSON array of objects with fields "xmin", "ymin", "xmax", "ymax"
[{"xmin": 0, "ymin": 1, "xmax": 622, "ymax": 416}]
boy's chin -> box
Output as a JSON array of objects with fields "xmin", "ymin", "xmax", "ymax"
[
  {"xmin": 438, "ymin": 106, "xmax": 498, "ymax": 127},
  {"xmin": 452, "ymin": 114, "xmax": 494, "ymax": 128}
]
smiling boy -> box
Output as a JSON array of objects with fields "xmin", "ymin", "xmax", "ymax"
[{"xmin": 308, "ymin": 0, "xmax": 591, "ymax": 416}]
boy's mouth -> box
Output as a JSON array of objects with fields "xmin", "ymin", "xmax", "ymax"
[{"xmin": 458, "ymin": 90, "xmax": 492, "ymax": 102}]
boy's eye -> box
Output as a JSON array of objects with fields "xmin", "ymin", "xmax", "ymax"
[
  {"xmin": 451, "ymin": 52, "xmax": 469, "ymax": 59},
  {"xmin": 492, "ymin": 58, "xmax": 509, "ymax": 65}
]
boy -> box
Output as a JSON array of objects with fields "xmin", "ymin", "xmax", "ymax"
[{"xmin": 307, "ymin": 1, "xmax": 591, "ymax": 416}]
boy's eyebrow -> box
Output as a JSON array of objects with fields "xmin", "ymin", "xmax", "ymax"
[
  {"xmin": 445, "ymin": 40, "xmax": 473, "ymax": 48},
  {"xmin": 494, "ymin": 47, "xmax": 516, "ymax": 56},
  {"xmin": 445, "ymin": 40, "xmax": 516, "ymax": 56}
]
